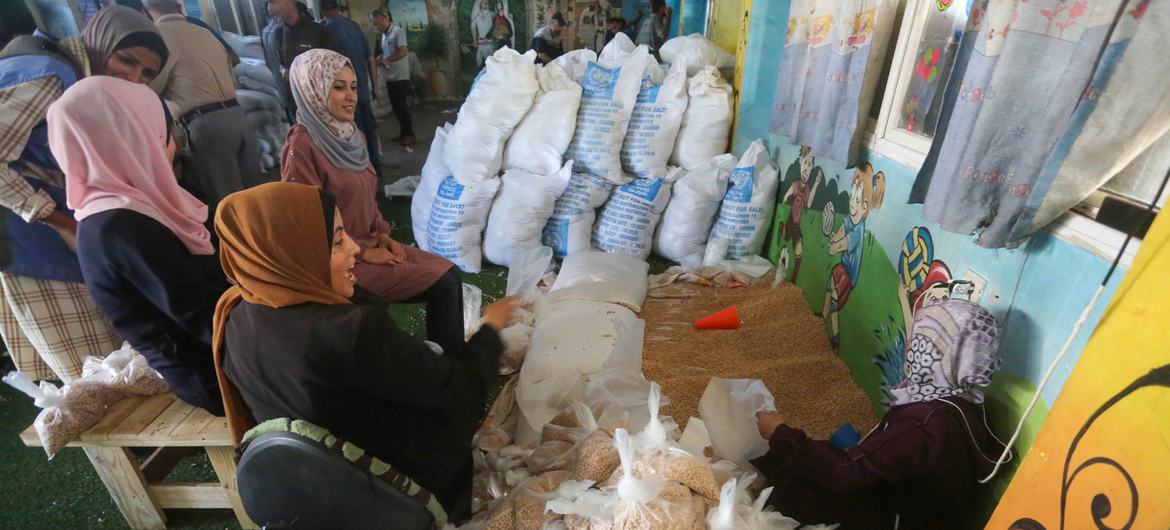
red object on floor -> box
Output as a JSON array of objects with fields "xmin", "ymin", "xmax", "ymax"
[{"xmin": 694, "ymin": 306, "xmax": 740, "ymax": 330}]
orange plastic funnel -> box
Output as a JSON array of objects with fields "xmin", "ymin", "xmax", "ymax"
[{"xmin": 694, "ymin": 306, "xmax": 740, "ymax": 330}]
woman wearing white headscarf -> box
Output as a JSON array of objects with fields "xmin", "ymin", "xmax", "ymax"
[{"xmin": 279, "ymin": 49, "xmax": 465, "ymax": 357}]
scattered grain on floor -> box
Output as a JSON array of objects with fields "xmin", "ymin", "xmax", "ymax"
[{"xmin": 641, "ymin": 278, "xmax": 877, "ymax": 439}]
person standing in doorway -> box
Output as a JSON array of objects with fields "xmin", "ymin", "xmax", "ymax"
[
  {"xmin": 320, "ymin": 0, "xmax": 381, "ymax": 175},
  {"xmin": 143, "ymin": 0, "xmax": 263, "ymax": 211},
  {"xmin": 634, "ymin": 0, "xmax": 672, "ymax": 55},
  {"xmin": 261, "ymin": 0, "xmax": 337, "ymax": 123},
  {"xmin": 370, "ymin": 9, "xmax": 414, "ymax": 147},
  {"xmin": 530, "ymin": 12, "xmax": 566, "ymax": 66}
]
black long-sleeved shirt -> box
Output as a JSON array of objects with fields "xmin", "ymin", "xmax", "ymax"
[
  {"xmin": 221, "ymin": 300, "xmax": 502, "ymax": 519},
  {"xmin": 77, "ymin": 209, "xmax": 227, "ymax": 415}
]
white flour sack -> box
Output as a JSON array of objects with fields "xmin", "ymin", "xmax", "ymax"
[
  {"xmin": 502, "ymin": 62, "xmax": 583, "ymax": 176},
  {"xmin": 660, "ymin": 33, "xmax": 736, "ymax": 77},
  {"xmin": 654, "ymin": 153, "xmax": 736, "ymax": 265},
  {"xmin": 592, "ymin": 167, "xmax": 684, "ymax": 260},
  {"xmin": 671, "ymin": 66, "xmax": 736, "ymax": 171},
  {"xmin": 553, "ymin": 49, "xmax": 598, "ymax": 83},
  {"xmin": 541, "ymin": 170, "xmax": 615, "ymax": 258},
  {"xmin": 444, "ymin": 48, "xmax": 538, "ymax": 184},
  {"xmin": 704, "ymin": 140, "xmax": 779, "ymax": 265},
  {"xmin": 483, "ymin": 161, "xmax": 574, "ymax": 267},
  {"xmin": 619, "ymin": 61, "xmax": 688, "ymax": 179},
  {"xmin": 563, "ymin": 33, "xmax": 650, "ymax": 184},
  {"xmin": 426, "ymin": 175, "xmax": 500, "ymax": 273},
  {"xmin": 411, "ymin": 123, "xmax": 453, "ymax": 250}
]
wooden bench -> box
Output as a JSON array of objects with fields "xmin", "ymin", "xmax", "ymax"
[{"xmin": 20, "ymin": 392, "xmax": 257, "ymax": 530}]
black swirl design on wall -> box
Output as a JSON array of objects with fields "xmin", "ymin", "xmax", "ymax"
[{"xmin": 1008, "ymin": 364, "xmax": 1170, "ymax": 530}]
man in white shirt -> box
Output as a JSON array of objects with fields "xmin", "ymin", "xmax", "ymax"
[{"xmin": 370, "ymin": 8, "xmax": 414, "ymax": 146}]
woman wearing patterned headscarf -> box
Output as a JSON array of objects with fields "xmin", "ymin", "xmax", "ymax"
[
  {"xmin": 0, "ymin": 5, "xmax": 167, "ymax": 382},
  {"xmin": 752, "ymin": 299, "xmax": 1007, "ymax": 530},
  {"xmin": 279, "ymin": 49, "xmax": 464, "ymax": 356}
]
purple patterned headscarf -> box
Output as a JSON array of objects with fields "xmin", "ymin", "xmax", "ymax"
[{"xmin": 889, "ymin": 299, "xmax": 1002, "ymax": 407}]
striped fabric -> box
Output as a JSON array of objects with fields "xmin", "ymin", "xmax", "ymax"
[
  {"xmin": 0, "ymin": 272, "xmax": 123, "ymax": 381},
  {"xmin": 241, "ymin": 417, "xmax": 448, "ymax": 528}
]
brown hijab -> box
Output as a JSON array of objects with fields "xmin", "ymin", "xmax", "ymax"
[{"xmin": 212, "ymin": 182, "xmax": 352, "ymax": 444}]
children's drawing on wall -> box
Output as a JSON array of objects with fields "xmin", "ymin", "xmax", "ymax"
[
  {"xmin": 777, "ymin": 146, "xmax": 824, "ymax": 282},
  {"xmin": 822, "ymin": 163, "xmax": 885, "ymax": 346}
]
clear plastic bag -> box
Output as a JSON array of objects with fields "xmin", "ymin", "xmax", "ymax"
[
  {"xmin": 530, "ymin": 440, "xmax": 577, "ymax": 474},
  {"xmin": 573, "ymin": 430, "xmax": 621, "ymax": 484},
  {"xmin": 582, "ymin": 370, "xmax": 665, "ymax": 434},
  {"xmin": 698, "ymin": 378, "xmax": 777, "ymax": 466},
  {"xmin": 542, "ymin": 403, "xmax": 599, "ymax": 444},
  {"xmin": 499, "ymin": 324, "xmax": 535, "ymax": 376},
  {"xmin": 485, "ymin": 471, "xmax": 573, "ymax": 530},
  {"xmin": 742, "ymin": 486, "xmax": 801, "ymax": 530},
  {"xmin": 464, "ymin": 283, "xmax": 485, "ymax": 340},
  {"xmin": 3, "ymin": 371, "xmax": 120, "ymax": 458},
  {"xmin": 506, "ymin": 246, "xmax": 555, "ymax": 303},
  {"xmin": 80, "ymin": 343, "xmax": 169, "ymax": 396}
]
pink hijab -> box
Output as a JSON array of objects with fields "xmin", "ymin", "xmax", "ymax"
[{"xmin": 47, "ymin": 76, "xmax": 214, "ymax": 255}]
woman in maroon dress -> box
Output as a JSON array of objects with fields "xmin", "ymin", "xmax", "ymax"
[
  {"xmin": 753, "ymin": 299, "xmax": 1008, "ymax": 530},
  {"xmin": 280, "ymin": 49, "xmax": 464, "ymax": 355}
]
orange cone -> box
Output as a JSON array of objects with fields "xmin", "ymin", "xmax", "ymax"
[{"xmin": 694, "ymin": 306, "xmax": 740, "ymax": 330}]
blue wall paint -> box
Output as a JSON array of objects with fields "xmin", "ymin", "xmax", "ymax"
[
  {"xmin": 680, "ymin": 0, "xmax": 707, "ymax": 36},
  {"xmin": 735, "ymin": 0, "xmax": 1125, "ymax": 430}
]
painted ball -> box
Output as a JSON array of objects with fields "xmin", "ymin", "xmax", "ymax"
[{"xmin": 899, "ymin": 227, "xmax": 934, "ymax": 290}]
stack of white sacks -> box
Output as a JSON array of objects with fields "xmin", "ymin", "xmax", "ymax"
[
  {"xmin": 412, "ymin": 33, "xmax": 775, "ymax": 274},
  {"xmin": 222, "ymin": 31, "xmax": 290, "ymax": 172}
]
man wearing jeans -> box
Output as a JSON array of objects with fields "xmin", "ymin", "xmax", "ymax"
[{"xmin": 370, "ymin": 9, "xmax": 414, "ymax": 146}]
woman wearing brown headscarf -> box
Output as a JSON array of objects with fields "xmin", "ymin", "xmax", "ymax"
[{"xmin": 212, "ymin": 182, "xmax": 516, "ymax": 522}]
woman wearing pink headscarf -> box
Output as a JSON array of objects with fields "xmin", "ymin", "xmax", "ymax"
[
  {"xmin": 47, "ymin": 76, "xmax": 227, "ymax": 415},
  {"xmin": 280, "ymin": 49, "xmax": 463, "ymax": 356}
]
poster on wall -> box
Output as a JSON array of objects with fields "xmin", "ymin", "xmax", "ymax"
[
  {"xmin": 459, "ymin": 0, "xmax": 525, "ymax": 69},
  {"xmin": 396, "ymin": 0, "xmax": 431, "ymax": 29}
]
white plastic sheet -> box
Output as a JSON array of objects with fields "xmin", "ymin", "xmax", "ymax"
[
  {"xmin": 698, "ymin": 378, "xmax": 777, "ymax": 467},
  {"xmin": 547, "ymin": 251, "xmax": 649, "ymax": 312}
]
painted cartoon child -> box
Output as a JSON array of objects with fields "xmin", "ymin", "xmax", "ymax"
[
  {"xmin": 778, "ymin": 146, "xmax": 823, "ymax": 282},
  {"xmin": 823, "ymin": 162, "xmax": 885, "ymax": 345}
]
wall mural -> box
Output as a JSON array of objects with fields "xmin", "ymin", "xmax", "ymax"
[
  {"xmin": 457, "ymin": 0, "xmax": 528, "ymax": 89},
  {"xmin": 769, "ymin": 146, "xmax": 965, "ymax": 409}
]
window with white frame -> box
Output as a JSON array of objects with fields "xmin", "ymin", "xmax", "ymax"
[{"xmin": 867, "ymin": 0, "xmax": 1165, "ymax": 246}]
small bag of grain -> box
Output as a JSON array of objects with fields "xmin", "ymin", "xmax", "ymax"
[
  {"xmin": 530, "ymin": 440, "xmax": 577, "ymax": 473},
  {"xmin": 542, "ymin": 403, "xmax": 600, "ymax": 444},
  {"xmin": 499, "ymin": 323, "xmax": 535, "ymax": 376},
  {"xmin": 573, "ymin": 429, "xmax": 622, "ymax": 483},
  {"xmin": 81, "ymin": 343, "xmax": 169, "ymax": 396},
  {"xmin": 3, "ymin": 371, "xmax": 123, "ymax": 458},
  {"xmin": 511, "ymin": 471, "xmax": 574, "ymax": 530},
  {"xmin": 475, "ymin": 424, "xmax": 514, "ymax": 452},
  {"xmin": 642, "ymin": 448, "xmax": 722, "ymax": 501}
]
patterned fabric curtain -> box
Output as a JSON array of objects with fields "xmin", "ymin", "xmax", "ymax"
[
  {"xmin": 910, "ymin": 0, "xmax": 1170, "ymax": 249},
  {"xmin": 771, "ymin": 0, "xmax": 897, "ymax": 166}
]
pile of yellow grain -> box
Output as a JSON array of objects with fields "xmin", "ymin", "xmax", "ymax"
[{"xmin": 641, "ymin": 277, "xmax": 877, "ymax": 439}]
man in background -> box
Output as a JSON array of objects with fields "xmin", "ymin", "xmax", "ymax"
[
  {"xmin": 320, "ymin": 0, "xmax": 381, "ymax": 174},
  {"xmin": 370, "ymin": 9, "xmax": 414, "ymax": 146},
  {"xmin": 634, "ymin": 0, "xmax": 672, "ymax": 55},
  {"xmin": 530, "ymin": 12, "xmax": 566, "ymax": 65},
  {"xmin": 261, "ymin": 0, "xmax": 337, "ymax": 122},
  {"xmin": 143, "ymin": 0, "xmax": 261, "ymax": 210}
]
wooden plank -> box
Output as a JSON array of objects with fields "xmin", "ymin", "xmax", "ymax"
[
  {"xmin": 83, "ymin": 446, "xmax": 166, "ymax": 530},
  {"xmin": 102, "ymin": 394, "xmax": 177, "ymax": 443},
  {"xmin": 170, "ymin": 407, "xmax": 216, "ymax": 437},
  {"xmin": 149, "ymin": 483, "xmax": 229, "ymax": 509},
  {"xmin": 140, "ymin": 447, "xmax": 197, "ymax": 482},
  {"xmin": 83, "ymin": 396, "xmax": 147, "ymax": 438},
  {"xmin": 140, "ymin": 400, "xmax": 196, "ymax": 440},
  {"xmin": 207, "ymin": 446, "xmax": 258, "ymax": 529}
]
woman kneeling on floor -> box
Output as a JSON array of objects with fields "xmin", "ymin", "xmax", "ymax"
[
  {"xmin": 279, "ymin": 49, "xmax": 465, "ymax": 356},
  {"xmin": 753, "ymin": 299, "xmax": 1007, "ymax": 530},
  {"xmin": 211, "ymin": 182, "xmax": 516, "ymax": 522}
]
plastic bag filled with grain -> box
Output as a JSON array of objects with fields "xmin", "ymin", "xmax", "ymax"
[{"xmin": 546, "ymin": 251, "xmax": 650, "ymax": 312}]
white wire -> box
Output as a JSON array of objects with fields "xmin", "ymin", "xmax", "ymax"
[{"xmin": 977, "ymin": 284, "xmax": 1106, "ymax": 484}]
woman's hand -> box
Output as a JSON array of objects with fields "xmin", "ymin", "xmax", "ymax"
[
  {"xmin": 42, "ymin": 210, "xmax": 78, "ymax": 252},
  {"xmin": 386, "ymin": 237, "xmax": 407, "ymax": 261},
  {"xmin": 482, "ymin": 296, "xmax": 521, "ymax": 331},
  {"xmin": 756, "ymin": 410, "xmax": 784, "ymax": 440},
  {"xmin": 362, "ymin": 246, "xmax": 403, "ymax": 265}
]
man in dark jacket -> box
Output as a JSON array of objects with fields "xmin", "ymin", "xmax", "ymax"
[{"xmin": 261, "ymin": 0, "xmax": 337, "ymax": 122}]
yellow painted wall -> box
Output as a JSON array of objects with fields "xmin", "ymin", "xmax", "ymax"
[
  {"xmin": 987, "ymin": 209, "xmax": 1170, "ymax": 529},
  {"xmin": 706, "ymin": 0, "xmax": 741, "ymax": 55}
]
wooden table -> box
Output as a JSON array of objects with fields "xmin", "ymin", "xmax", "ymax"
[{"xmin": 20, "ymin": 392, "xmax": 257, "ymax": 530}]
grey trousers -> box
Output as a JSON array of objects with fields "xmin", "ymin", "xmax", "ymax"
[{"xmin": 183, "ymin": 105, "xmax": 263, "ymax": 210}]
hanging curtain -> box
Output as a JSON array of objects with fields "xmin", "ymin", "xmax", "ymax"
[
  {"xmin": 910, "ymin": 0, "xmax": 1170, "ymax": 249},
  {"xmin": 770, "ymin": 0, "xmax": 897, "ymax": 166}
]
